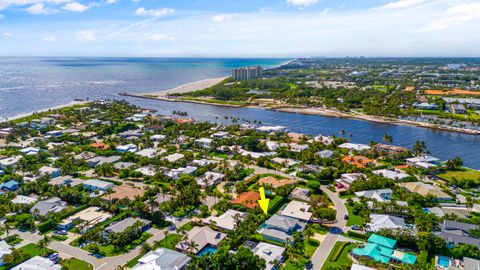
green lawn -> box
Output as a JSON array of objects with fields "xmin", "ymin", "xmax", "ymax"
[
  {"xmin": 438, "ymin": 168, "xmax": 480, "ymax": 182},
  {"xmin": 322, "ymin": 242, "xmax": 356, "ymax": 270},
  {"xmin": 180, "ymin": 222, "xmax": 194, "ymax": 232},
  {"xmin": 156, "ymin": 234, "xmax": 182, "ymax": 249},
  {"xmin": 19, "ymin": 243, "xmax": 53, "ymax": 257},
  {"xmin": 210, "ymin": 152, "xmax": 227, "ymax": 159},
  {"xmin": 283, "ymin": 239, "xmax": 320, "ymax": 270},
  {"xmin": 62, "ymin": 258, "xmax": 93, "ymax": 270},
  {"xmin": 346, "ymin": 205, "xmax": 363, "ymax": 226}
]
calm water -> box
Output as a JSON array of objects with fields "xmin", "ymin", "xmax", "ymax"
[{"xmin": 1, "ymin": 57, "xmax": 479, "ymax": 168}]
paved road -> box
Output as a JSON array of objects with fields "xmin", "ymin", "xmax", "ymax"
[
  {"xmin": 310, "ymin": 186, "xmax": 349, "ymax": 270},
  {"xmin": 13, "ymin": 217, "xmax": 191, "ymax": 270}
]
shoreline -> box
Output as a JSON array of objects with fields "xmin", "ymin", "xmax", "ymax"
[
  {"xmin": 1, "ymin": 100, "xmax": 89, "ymax": 123},
  {"xmin": 123, "ymin": 77, "xmax": 480, "ymax": 135}
]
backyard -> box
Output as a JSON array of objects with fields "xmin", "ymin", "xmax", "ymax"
[{"xmin": 346, "ymin": 205, "xmax": 363, "ymax": 226}]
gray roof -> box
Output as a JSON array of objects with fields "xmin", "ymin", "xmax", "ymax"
[
  {"xmin": 263, "ymin": 214, "xmax": 306, "ymax": 233},
  {"xmin": 133, "ymin": 248, "xmax": 191, "ymax": 270},
  {"xmin": 442, "ymin": 220, "xmax": 479, "ymax": 233},
  {"xmin": 30, "ymin": 197, "xmax": 64, "ymax": 216},
  {"xmin": 105, "ymin": 217, "xmax": 151, "ymax": 234}
]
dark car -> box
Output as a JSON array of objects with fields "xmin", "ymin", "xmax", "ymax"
[{"xmin": 344, "ymin": 214, "xmax": 349, "ymax": 220}]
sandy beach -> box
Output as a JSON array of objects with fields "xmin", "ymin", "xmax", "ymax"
[
  {"xmin": 1, "ymin": 100, "xmax": 89, "ymax": 123},
  {"xmin": 142, "ymin": 77, "xmax": 228, "ymax": 97}
]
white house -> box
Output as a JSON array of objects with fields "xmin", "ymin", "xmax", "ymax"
[
  {"xmin": 373, "ymin": 169, "xmax": 410, "ymax": 180},
  {"xmin": 194, "ymin": 138, "xmax": 214, "ymax": 148},
  {"xmin": 116, "ymin": 144, "xmax": 138, "ymax": 153},
  {"xmin": 367, "ymin": 214, "xmax": 406, "ymax": 232},
  {"xmin": 355, "ymin": 189, "xmax": 393, "ymax": 202},
  {"xmin": 339, "ymin": 143, "xmax": 371, "ymax": 151},
  {"xmin": 132, "ymin": 248, "xmax": 191, "ymax": 270},
  {"xmin": 0, "ymin": 241, "xmax": 12, "ymax": 266},
  {"xmin": 38, "ymin": 166, "xmax": 62, "ymax": 178}
]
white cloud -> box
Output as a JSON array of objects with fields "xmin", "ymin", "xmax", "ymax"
[
  {"xmin": 421, "ymin": 2, "xmax": 480, "ymax": 31},
  {"xmin": 380, "ymin": 0, "xmax": 426, "ymax": 10},
  {"xmin": 286, "ymin": 0, "xmax": 318, "ymax": 8},
  {"xmin": 62, "ymin": 2, "xmax": 90, "ymax": 12},
  {"xmin": 134, "ymin": 7, "xmax": 174, "ymax": 17},
  {"xmin": 42, "ymin": 36, "xmax": 56, "ymax": 42},
  {"xmin": 3, "ymin": 32, "xmax": 12, "ymax": 38},
  {"xmin": 0, "ymin": 0, "xmax": 69, "ymax": 10},
  {"xmin": 76, "ymin": 30, "xmax": 96, "ymax": 42},
  {"xmin": 26, "ymin": 3, "xmax": 53, "ymax": 14},
  {"xmin": 146, "ymin": 33, "xmax": 175, "ymax": 41},
  {"xmin": 212, "ymin": 14, "xmax": 231, "ymax": 23},
  {"xmin": 105, "ymin": 0, "xmax": 118, "ymax": 3}
]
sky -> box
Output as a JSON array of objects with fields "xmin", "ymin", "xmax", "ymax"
[{"xmin": 0, "ymin": 0, "xmax": 480, "ymax": 57}]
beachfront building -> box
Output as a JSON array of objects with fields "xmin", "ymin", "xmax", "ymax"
[
  {"xmin": 232, "ymin": 66, "xmax": 263, "ymax": 80},
  {"xmin": 352, "ymin": 234, "xmax": 417, "ymax": 266}
]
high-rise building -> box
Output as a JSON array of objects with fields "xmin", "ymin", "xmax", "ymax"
[{"xmin": 232, "ymin": 66, "xmax": 263, "ymax": 80}]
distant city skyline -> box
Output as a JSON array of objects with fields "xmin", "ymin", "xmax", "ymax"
[{"xmin": 1, "ymin": 0, "xmax": 480, "ymax": 57}]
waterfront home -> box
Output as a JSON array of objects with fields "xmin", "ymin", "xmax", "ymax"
[
  {"xmin": 116, "ymin": 143, "xmax": 137, "ymax": 153},
  {"xmin": 132, "ymin": 248, "xmax": 191, "ymax": 270},
  {"xmin": 413, "ymin": 102, "xmax": 439, "ymax": 110},
  {"xmin": 194, "ymin": 138, "xmax": 214, "ymax": 149},
  {"xmin": 265, "ymin": 141, "xmax": 280, "ymax": 151},
  {"xmin": 355, "ymin": 189, "xmax": 393, "ymax": 202},
  {"xmin": 0, "ymin": 180, "xmax": 19, "ymax": 191},
  {"xmin": 103, "ymin": 217, "xmax": 152, "ymax": 237},
  {"xmin": 373, "ymin": 169, "xmax": 410, "ymax": 181},
  {"xmin": 204, "ymin": 209, "xmax": 246, "ymax": 231},
  {"xmin": 342, "ymin": 155, "xmax": 374, "ymax": 168},
  {"xmin": 278, "ymin": 200, "xmax": 313, "ymax": 222},
  {"xmin": 30, "ymin": 197, "xmax": 66, "ymax": 217},
  {"xmin": 258, "ymin": 176, "xmax": 294, "ymax": 188},
  {"xmin": 83, "ymin": 179, "xmax": 115, "ymax": 191},
  {"xmin": 289, "ymin": 187, "xmax": 310, "ymax": 202},
  {"xmin": 38, "ymin": 166, "xmax": 62, "ymax": 178},
  {"xmin": 250, "ymin": 242, "xmax": 285, "ymax": 270},
  {"xmin": 58, "ymin": 206, "xmax": 112, "ymax": 231},
  {"xmin": 11, "ymin": 256, "xmax": 61, "ymax": 270},
  {"xmin": 30, "ymin": 117, "xmax": 56, "ymax": 129},
  {"xmin": 397, "ymin": 182, "xmax": 453, "ymax": 201},
  {"xmin": 256, "ymin": 125, "xmax": 287, "ymax": 133},
  {"xmin": 231, "ymin": 191, "xmax": 260, "ymax": 209},
  {"xmin": 450, "ymin": 104, "xmax": 467, "ymax": 114},
  {"xmin": 257, "ymin": 214, "xmax": 306, "ymax": 244},
  {"xmin": 367, "ymin": 214, "xmax": 407, "ymax": 232},
  {"xmin": 176, "ymin": 226, "xmax": 226, "ymax": 254},
  {"xmin": 197, "ymin": 171, "xmax": 225, "ymax": 188},
  {"xmin": 338, "ymin": 143, "xmax": 371, "ymax": 151},
  {"xmin": 351, "ymin": 264, "xmax": 376, "ymax": 270},
  {"xmin": 373, "ymin": 144, "xmax": 409, "ymax": 156},
  {"xmin": 0, "ymin": 128, "xmax": 12, "ymax": 140},
  {"xmin": 406, "ymin": 155, "xmax": 440, "ymax": 169},
  {"xmin": 313, "ymin": 135, "xmax": 334, "ymax": 145},
  {"xmin": 0, "ymin": 241, "xmax": 12, "ymax": 266},
  {"xmin": 352, "ymin": 234, "xmax": 417, "ymax": 265},
  {"xmin": 434, "ymin": 220, "xmax": 480, "ymax": 248},
  {"xmin": 443, "ymin": 97, "xmax": 480, "ymax": 110}
]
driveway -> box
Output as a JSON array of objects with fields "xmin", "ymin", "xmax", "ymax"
[{"xmin": 309, "ymin": 186, "xmax": 349, "ymax": 270}]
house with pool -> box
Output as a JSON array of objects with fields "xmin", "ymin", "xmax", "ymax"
[
  {"xmin": 351, "ymin": 234, "xmax": 417, "ymax": 266},
  {"xmin": 176, "ymin": 226, "xmax": 226, "ymax": 256},
  {"xmin": 257, "ymin": 214, "xmax": 306, "ymax": 244}
]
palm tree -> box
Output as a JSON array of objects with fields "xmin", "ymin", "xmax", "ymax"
[
  {"xmin": 38, "ymin": 235, "xmax": 51, "ymax": 256},
  {"xmin": 185, "ymin": 240, "xmax": 199, "ymax": 255}
]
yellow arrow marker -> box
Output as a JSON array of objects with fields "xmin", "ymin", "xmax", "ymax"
[{"xmin": 258, "ymin": 187, "xmax": 270, "ymax": 214}]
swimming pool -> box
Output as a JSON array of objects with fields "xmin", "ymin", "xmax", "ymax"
[
  {"xmin": 198, "ymin": 245, "xmax": 218, "ymax": 257},
  {"xmin": 438, "ymin": 256, "xmax": 450, "ymax": 269}
]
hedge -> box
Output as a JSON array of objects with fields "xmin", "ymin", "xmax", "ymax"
[
  {"xmin": 347, "ymin": 230, "xmax": 369, "ymax": 240},
  {"xmin": 37, "ymin": 220, "xmax": 54, "ymax": 233},
  {"xmin": 330, "ymin": 242, "xmax": 349, "ymax": 262}
]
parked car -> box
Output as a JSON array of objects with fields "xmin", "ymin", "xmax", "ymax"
[{"xmin": 344, "ymin": 214, "xmax": 348, "ymax": 220}]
